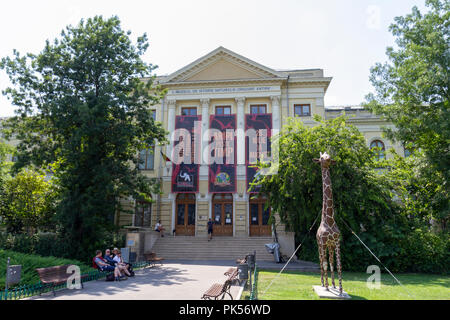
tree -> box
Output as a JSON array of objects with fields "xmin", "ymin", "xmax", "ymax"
[
  {"xmin": 254, "ymin": 116, "xmax": 408, "ymax": 271},
  {"xmin": 0, "ymin": 16, "xmax": 167, "ymax": 261},
  {"xmin": 0, "ymin": 169, "xmax": 58, "ymax": 234},
  {"xmin": 365, "ymin": 0, "xmax": 449, "ymax": 230}
]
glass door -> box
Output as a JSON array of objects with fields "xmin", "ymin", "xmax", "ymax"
[
  {"xmin": 175, "ymin": 194, "xmax": 196, "ymax": 236},
  {"xmin": 249, "ymin": 196, "xmax": 271, "ymax": 236},
  {"xmin": 212, "ymin": 193, "xmax": 233, "ymax": 236}
]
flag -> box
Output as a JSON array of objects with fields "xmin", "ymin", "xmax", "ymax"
[{"xmin": 161, "ymin": 150, "xmax": 172, "ymax": 162}]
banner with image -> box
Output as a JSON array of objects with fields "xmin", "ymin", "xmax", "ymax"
[
  {"xmin": 209, "ymin": 114, "xmax": 236, "ymax": 193},
  {"xmin": 171, "ymin": 115, "xmax": 201, "ymax": 193},
  {"xmin": 245, "ymin": 114, "xmax": 272, "ymax": 193}
]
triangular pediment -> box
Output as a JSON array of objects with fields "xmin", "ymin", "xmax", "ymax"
[{"xmin": 163, "ymin": 47, "xmax": 283, "ymax": 83}]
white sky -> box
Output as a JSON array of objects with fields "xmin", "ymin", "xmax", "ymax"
[{"xmin": 0, "ymin": 0, "xmax": 427, "ymax": 117}]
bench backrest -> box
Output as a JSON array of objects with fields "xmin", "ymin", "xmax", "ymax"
[{"xmin": 36, "ymin": 265, "xmax": 73, "ymax": 283}]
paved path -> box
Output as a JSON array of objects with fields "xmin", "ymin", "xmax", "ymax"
[{"xmin": 26, "ymin": 261, "xmax": 243, "ymax": 300}]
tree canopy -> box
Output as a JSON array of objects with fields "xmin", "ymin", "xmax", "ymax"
[
  {"xmin": 365, "ymin": 0, "xmax": 449, "ymax": 230},
  {"xmin": 0, "ymin": 16, "xmax": 167, "ymax": 261},
  {"xmin": 254, "ymin": 116, "xmax": 407, "ymax": 271}
]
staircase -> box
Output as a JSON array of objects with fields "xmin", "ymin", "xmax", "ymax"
[{"xmin": 151, "ymin": 236, "xmax": 276, "ymax": 261}]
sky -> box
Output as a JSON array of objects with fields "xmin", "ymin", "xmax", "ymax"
[{"xmin": 0, "ymin": 0, "xmax": 428, "ymax": 117}]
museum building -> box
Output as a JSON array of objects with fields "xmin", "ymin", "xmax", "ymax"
[{"xmin": 118, "ymin": 47, "xmax": 405, "ymax": 260}]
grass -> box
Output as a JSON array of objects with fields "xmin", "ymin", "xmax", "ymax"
[
  {"xmin": 0, "ymin": 249, "xmax": 91, "ymax": 288},
  {"xmin": 242, "ymin": 270, "xmax": 450, "ymax": 300}
]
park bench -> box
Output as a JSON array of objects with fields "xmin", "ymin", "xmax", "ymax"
[
  {"xmin": 36, "ymin": 264, "xmax": 87, "ymax": 296},
  {"xmin": 201, "ymin": 279, "xmax": 233, "ymax": 300},
  {"xmin": 144, "ymin": 252, "xmax": 164, "ymax": 267},
  {"xmin": 224, "ymin": 267, "xmax": 244, "ymax": 285}
]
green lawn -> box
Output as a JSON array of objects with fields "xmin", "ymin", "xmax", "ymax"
[
  {"xmin": 243, "ymin": 270, "xmax": 450, "ymax": 300},
  {"xmin": 0, "ymin": 250, "xmax": 91, "ymax": 288}
]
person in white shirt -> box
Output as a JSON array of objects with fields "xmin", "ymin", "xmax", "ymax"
[
  {"xmin": 155, "ymin": 220, "xmax": 165, "ymax": 237},
  {"xmin": 112, "ymin": 248, "xmax": 132, "ymax": 277}
]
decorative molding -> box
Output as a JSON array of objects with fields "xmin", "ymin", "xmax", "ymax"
[
  {"xmin": 163, "ymin": 47, "xmax": 284, "ymax": 84},
  {"xmin": 200, "ymin": 98, "xmax": 210, "ymax": 106},
  {"xmin": 270, "ymin": 95, "xmax": 281, "ymax": 105},
  {"xmin": 235, "ymin": 97, "xmax": 246, "ymax": 106},
  {"xmin": 167, "ymin": 99, "xmax": 176, "ymax": 108}
]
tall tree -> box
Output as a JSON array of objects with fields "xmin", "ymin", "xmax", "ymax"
[
  {"xmin": 365, "ymin": 0, "xmax": 449, "ymax": 229},
  {"xmin": 0, "ymin": 16, "xmax": 167, "ymax": 260},
  {"xmin": 254, "ymin": 116, "xmax": 407, "ymax": 271}
]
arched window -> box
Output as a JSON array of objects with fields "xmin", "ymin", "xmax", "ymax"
[{"xmin": 370, "ymin": 140, "xmax": 385, "ymax": 160}]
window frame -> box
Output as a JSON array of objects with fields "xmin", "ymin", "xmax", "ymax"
[
  {"xmin": 294, "ymin": 104, "xmax": 311, "ymax": 117},
  {"xmin": 138, "ymin": 146, "xmax": 155, "ymax": 170},
  {"xmin": 250, "ymin": 104, "xmax": 267, "ymax": 115},
  {"xmin": 370, "ymin": 140, "xmax": 386, "ymax": 160},
  {"xmin": 215, "ymin": 106, "xmax": 232, "ymax": 115},
  {"xmin": 181, "ymin": 107, "xmax": 197, "ymax": 116}
]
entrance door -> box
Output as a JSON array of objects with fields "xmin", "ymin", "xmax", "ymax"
[
  {"xmin": 176, "ymin": 193, "xmax": 196, "ymax": 236},
  {"xmin": 212, "ymin": 193, "xmax": 233, "ymax": 236},
  {"xmin": 249, "ymin": 196, "xmax": 272, "ymax": 236}
]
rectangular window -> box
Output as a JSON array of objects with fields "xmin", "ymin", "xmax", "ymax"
[
  {"xmin": 181, "ymin": 107, "xmax": 197, "ymax": 116},
  {"xmin": 151, "ymin": 110, "xmax": 156, "ymax": 121},
  {"xmin": 135, "ymin": 201, "xmax": 152, "ymax": 227},
  {"xmin": 216, "ymin": 106, "xmax": 231, "ymax": 115},
  {"xmin": 250, "ymin": 105, "xmax": 267, "ymax": 114},
  {"xmin": 138, "ymin": 146, "xmax": 155, "ymax": 170},
  {"xmin": 294, "ymin": 104, "xmax": 311, "ymax": 117}
]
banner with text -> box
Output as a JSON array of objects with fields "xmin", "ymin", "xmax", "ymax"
[
  {"xmin": 209, "ymin": 114, "xmax": 237, "ymax": 193},
  {"xmin": 245, "ymin": 114, "xmax": 272, "ymax": 193},
  {"xmin": 172, "ymin": 115, "xmax": 201, "ymax": 193}
]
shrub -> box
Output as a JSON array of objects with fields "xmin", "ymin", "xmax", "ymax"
[{"xmin": 0, "ymin": 249, "xmax": 91, "ymax": 288}]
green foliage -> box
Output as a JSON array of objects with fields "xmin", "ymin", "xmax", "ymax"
[
  {"xmin": 0, "ymin": 170, "xmax": 58, "ymax": 234},
  {"xmin": 0, "ymin": 231, "xmax": 125, "ymax": 265},
  {"xmin": 255, "ymin": 116, "xmax": 406, "ymax": 271},
  {"xmin": 0, "ymin": 249, "xmax": 91, "ymax": 288},
  {"xmin": 0, "ymin": 16, "xmax": 167, "ymax": 262},
  {"xmin": 365, "ymin": 0, "xmax": 450, "ymax": 223},
  {"xmin": 380, "ymin": 150, "xmax": 449, "ymax": 230}
]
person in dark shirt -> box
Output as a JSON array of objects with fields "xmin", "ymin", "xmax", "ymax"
[
  {"xmin": 104, "ymin": 249, "xmax": 116, "ymax": 266},
  {"xmin": 207, "ymin": 218, "xmax": 214, "ymax": 241}
]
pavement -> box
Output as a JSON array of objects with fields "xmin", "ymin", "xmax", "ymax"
[
  {"xmin": 25, "ymin": 260, "xmax": 244, "ymax": 300},
  {"xmin": 25, "ymin": 259, "xmax": 318, "ymax": 300}
]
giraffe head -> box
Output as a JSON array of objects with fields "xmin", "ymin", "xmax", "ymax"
[{"xmin": 313, "ymin": 152, "xmax": 336, "ymax": 168}]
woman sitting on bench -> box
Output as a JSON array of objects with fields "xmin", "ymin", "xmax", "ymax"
[{"xmin": 93, "ymin": 250, "xmax": 124, "ymax": 281}]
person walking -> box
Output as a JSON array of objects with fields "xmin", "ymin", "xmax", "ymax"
[{"xmin": 207, "ymin": 218, "xmax": 214, "ymax": 241}]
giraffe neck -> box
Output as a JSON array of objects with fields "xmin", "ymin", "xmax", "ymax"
[{"xmin": 321, "ymin": 166, "xmax": 335, "ymax": 225}]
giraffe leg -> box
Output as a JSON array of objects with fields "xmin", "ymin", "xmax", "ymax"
[
  {"xmin": 328, "ymin": 244, "xmax": 336, "ymax": 289},
  {"xmin": 335, "ymin": 242, "xmax": 343, "ymax": 294},
  {"xmin": 322, "ymin": 246, "xmax": 329, "ymax": 290},
  {"xmin": 318, "ymin": 243, "xmax": 325, "ymax": 287}
]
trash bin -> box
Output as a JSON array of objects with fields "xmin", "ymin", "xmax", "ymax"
[
  {"xmin": 237, "ymin": 263, "xmax": 249, "ymax": 280},
  {"xmin": 265, "ymin": 243, "xmax": 281, "ymax": 263},
  {"xmin": 247, "ymin": 252, "xmax": 256, "ymax": 270}
]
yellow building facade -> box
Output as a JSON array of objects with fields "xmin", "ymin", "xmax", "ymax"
[{"xmin": 116, "ymin": 47, "xmax": 405, "ymax": 257}]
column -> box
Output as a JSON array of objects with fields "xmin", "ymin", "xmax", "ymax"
[
  {"xmin": 200, "ymin": 98, "xmax": 210, "ymax": 173},
  {"xmin": 166, "ymin": 99, "xmax": 176, "ymax": 161},
  {"xmin": 235, "ymin": 97, "xmax": 246, "ymax": 167},
  {"xmin": 271, "ymin": 95, "xmax": 281, "ymax": 132}
]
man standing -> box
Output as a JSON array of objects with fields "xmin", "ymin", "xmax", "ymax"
[{"xmin": 207, "ymin": 218, "xmax": 214, "ymax": 241}]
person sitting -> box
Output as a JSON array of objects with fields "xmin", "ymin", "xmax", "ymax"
[
  {"xmin": 104, "ymin": 249, "xmax": 116, "ymax": 266},
  {"xmin": 93, "ymin": 250, "xmax": 125, "ymax": 281},
  {"xmin": 155, "ymin": 220, "xmax": 165, "ymax": 237},
  {"xmin": 112, "ymin": 248, "xmax": 133, "ymax": 277}
]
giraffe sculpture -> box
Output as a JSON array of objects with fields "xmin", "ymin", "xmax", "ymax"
[{"xmin": 313, "ymin": 152, "xmax": 343, "ymax": 294}]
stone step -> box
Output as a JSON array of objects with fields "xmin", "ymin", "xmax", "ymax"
[{"xmin": 151, "ymin": 236, "xmax": 277, "ymax": 261}]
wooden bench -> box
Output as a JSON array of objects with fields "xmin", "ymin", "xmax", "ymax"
[
  {"xmin": 224, "ymin": 267, "xmax": 244, "ymax": 285},
  {"xmin": 36, "ymin": 265, "xmax": 87, "ymax": 296},
  {"xmin": 144, "ymin": 252, "xmax": 164, "ymax": 267},
  {"xmin": 201, "ymin": 279, "xmax": 233, "ymax": 300}
]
